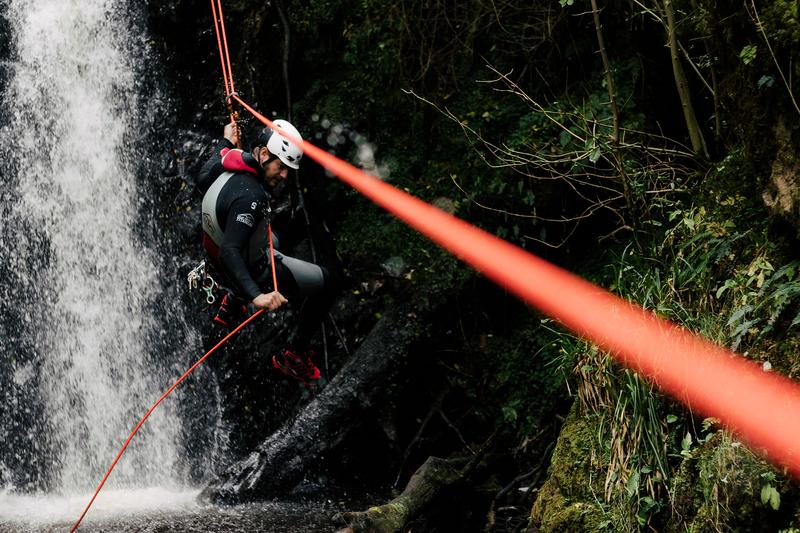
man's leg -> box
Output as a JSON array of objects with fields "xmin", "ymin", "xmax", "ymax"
[{"xmin": 261, "ymin": 253, "xmax": 339, "ymax": 383}]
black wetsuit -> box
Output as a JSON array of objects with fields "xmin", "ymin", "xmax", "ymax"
[
  {"xmin": 198, "ymin": 139, "xmax": 275, "ymax": 300},
  {"xmin": 198, "ymin": 138, "xmax": 335, "ymax": 350}
]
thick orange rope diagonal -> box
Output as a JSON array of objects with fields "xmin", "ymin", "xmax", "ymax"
[
  {"xmin": 72, "ymin": 233, "xmax": 279, "ymax": 531},
  {"xmin": 233, "ymin": 94, "xmax": 800, "ymax": 479}
]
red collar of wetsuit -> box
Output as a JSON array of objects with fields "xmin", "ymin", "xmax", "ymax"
[{"xmin": 220, "ymin": 147, "xmax": 263, "ymax": 177}]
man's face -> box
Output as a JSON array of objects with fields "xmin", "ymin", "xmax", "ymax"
[{"xmin": 258, "ymin": 147, "xmax": 289, "ymax": 188}]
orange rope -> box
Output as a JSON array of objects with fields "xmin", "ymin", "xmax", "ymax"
[
  {"xmin": 70, "ymin": 309, "xmax": 265, "ymax": 532},
  {"xmin": 210, "ymin": 0, "xmax": 239, "ymax": 141},
  {"xmin": 232, "ymin": 92, "xmax": 800, "ymax": 480},
  {"xmin": 209, "ymin": 0, "xmax": 231, "ymax": 100},
  {"xmin": 268, "ymin": 223, "xmax": 279, "ymax": 292},
  {"xmin": 215, "ymin": 0, "xmax": 236, "ymax": 99}
]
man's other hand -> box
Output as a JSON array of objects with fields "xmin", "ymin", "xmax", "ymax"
[{"xmin": 252, "ymin": 291, "xmax": 288, "ymax": 311}]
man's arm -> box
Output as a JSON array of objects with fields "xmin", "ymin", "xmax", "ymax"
[{"xmin": 218, "ymin": 197, "xmax": 287, "ymax": 310}]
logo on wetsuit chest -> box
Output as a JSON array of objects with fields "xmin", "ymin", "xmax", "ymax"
[{"xmin": 236, "ymin": 213, "xmax": 255, "ymax": 227}]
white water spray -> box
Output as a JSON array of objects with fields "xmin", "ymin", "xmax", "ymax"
[{"xmin": 1, "ymin": 0, "xmax": 182, "ymax": 494}]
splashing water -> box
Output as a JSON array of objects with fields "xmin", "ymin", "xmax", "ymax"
[{"xmin": 0, "ymin": 0, "xmax": 185, "ymax": 499}]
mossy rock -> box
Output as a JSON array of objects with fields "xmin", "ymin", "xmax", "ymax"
[
  {"xmin": 666, "ymin": 432, "xmax": 798, "ymax": 532},
  {"xmin": 529, "ymin": 401, "xmax": 607, "ymax": 532}
]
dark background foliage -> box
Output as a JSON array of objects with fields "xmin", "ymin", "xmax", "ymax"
[{"xmin": 144, "ymin": 0, "xmax": 800, "ymax": 530}]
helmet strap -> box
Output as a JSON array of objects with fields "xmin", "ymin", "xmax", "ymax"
[
  {"xmin": 255, "ymin": 146, "xmax": 277, "ymax": 167},
  {"xmin": 264, "ymin": 153, "xmax": 278, "ymax": 166}
]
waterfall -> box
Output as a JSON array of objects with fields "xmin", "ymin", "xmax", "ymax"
[{"xmin": 0, "ymin": 0, "xmax": 187, "ymax": 495}]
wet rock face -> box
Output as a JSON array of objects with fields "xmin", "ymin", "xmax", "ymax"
[
  {"xmin": 762, "ymin": 119, "xmax": 800, "ymax": 237},
  {"xmin": 146, "ymin": 0, "xmax": 284, "ymax": 129},
  {"xmin": 0, "ymin": 8, "xmax": 9, "ymax": 94}
]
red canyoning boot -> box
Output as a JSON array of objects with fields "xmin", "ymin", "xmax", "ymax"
[
  {"xmin": 272, "ymin": 349, "xmax": 321, "ymax": 385},
  {"xmin": 213, "ymin": 293, "xmax": 248, "ymax": 329}
]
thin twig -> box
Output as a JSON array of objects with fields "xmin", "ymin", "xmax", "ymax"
[
  {"xmin": 749, "ymin": 0, "xmax": 800, "ymax": 116},
  {"xmin": 439, "ymin": 409, "xmax": 475, "ymax": 455},
  {"xmin": 327, "ymin": 312, "xmax": 351, "ymax": 356}
]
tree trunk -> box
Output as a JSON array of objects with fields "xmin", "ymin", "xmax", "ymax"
[
  {"xmin": 590, "ymin": 0, "xmax": 619, "ymax": 144},
  {"xmin": 664, "ymin": 0, "xmax": 707, "ymax": 157},
  {"xmin": 334, "ymin": 456, "xmax": 468, "ymax": 533},
  {"xmin": 200, "ymin": 304, "xmax": 426, "ymax": 503},
  {"xmin": 274, "ymin": 0, "xmax": 293, "ymax": 119}
]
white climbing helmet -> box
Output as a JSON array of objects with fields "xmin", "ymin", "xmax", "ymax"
[{"xmin": 266, "ymin": 119, "xmax": 303, "ymax": 170}]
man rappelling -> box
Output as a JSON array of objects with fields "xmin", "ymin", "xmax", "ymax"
[{"xmin": 197, "ymin": 119, "xmax": 337, "ymax": 385}]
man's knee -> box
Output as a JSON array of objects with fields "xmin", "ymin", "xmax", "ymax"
[{"xmin": 320, "ymin": 265, "xmax": 343, "ymax": 294}]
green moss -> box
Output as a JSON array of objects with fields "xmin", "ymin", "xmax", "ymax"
[
  {"xmin": 666, "ymin": 432, "xmax": 796, "ymax": 533},
  {"xmin": 530, "ymin": 402, "xmax": 608, "ymax": 532}
]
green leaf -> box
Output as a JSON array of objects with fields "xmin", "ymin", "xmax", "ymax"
[
  {"xmin": 589, "ymin": 146, "xmax": 602, "ymax": 163},
  {"xmin": 502, "ymin": 406, "xmax": 518, "ymax": 423},
  {"xmin": 761, "ymin": 484, "xmax": 781, "ymax": 510},
  {"xmin": 626, "ymin": 471, "xmax": 640, "ymax": 496},
  {"xmin": 739, "ymin": 44, "xmax": 758, "ymax": 65},
  {"xmin": 666, "ymin": 414, "xmax": 678, "ymax": 424},
  {"xmin": 727, "ymin": 305, "xmax": 754, "ymax": 327},
  {"xmin": 770, "ymin": 487, "xmax": 780, "ymax": 510},
  {"xmin": 758, "ymin": 75, "xmax": 775, "ymax": 89},
  {"xmin": 716, "ymin": 279, "xmax": 737, "ymax": 298},
  {"xmin": 681, "ymin": 431, "xmax": 693, "ymax": 451}
]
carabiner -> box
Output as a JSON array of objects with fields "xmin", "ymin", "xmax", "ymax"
[{"xmin": 202, "ymin": 275, "xmax": 217, "ymax": 305}]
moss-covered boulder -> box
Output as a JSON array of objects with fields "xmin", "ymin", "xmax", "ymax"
[
  {"xmin": 529, "ymin": 401, "xmax": 607, "ymax": 532},
  {"xmin": 666, "ymin": 432, "xmax": 799, "ymax": 533}
]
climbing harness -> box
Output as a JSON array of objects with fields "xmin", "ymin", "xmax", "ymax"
[{"xmin": 187, "ymin": 260, "xmax": 219, "ymax": 305}]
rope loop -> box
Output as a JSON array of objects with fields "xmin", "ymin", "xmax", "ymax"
[{"xmin": 225, "ymin": 90, "xmax": 240, "ymax": 104}]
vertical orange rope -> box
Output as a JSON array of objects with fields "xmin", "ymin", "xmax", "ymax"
[
  {"xmin": 268, "ymin": 223, "xmax": 279, "ymax": 293},
  {"xmin": 209, "ymin": 0, "xmax": 231, "ymax": 99},
  {"xmin": 211, "ymin": 0, "xmax": 275, "ymax": 288},
  {"xmin": 211, "ymin": 0, "xmax": 238, "ymax": 143},
  {"xmin": 215, "ymin": 0, "xmax": 236, "ymax": 98}
]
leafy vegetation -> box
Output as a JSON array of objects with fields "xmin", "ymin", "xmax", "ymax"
[
  {"xmin": 154, "ymin": 0, "xmax": 800, "ymax": 529},
  {"xmin": 281, "ymin": 0, "xmax": 800, "ymax": 530}
]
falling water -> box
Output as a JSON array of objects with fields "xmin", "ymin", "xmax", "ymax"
[{"xmin": 0, "ymin": 0, "xmax": 185, "ymax": 507}]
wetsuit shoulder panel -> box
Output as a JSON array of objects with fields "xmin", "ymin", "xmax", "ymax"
[{"xmin": 197, "ymin": 138, "xmax": 236, "ymax": 195}]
